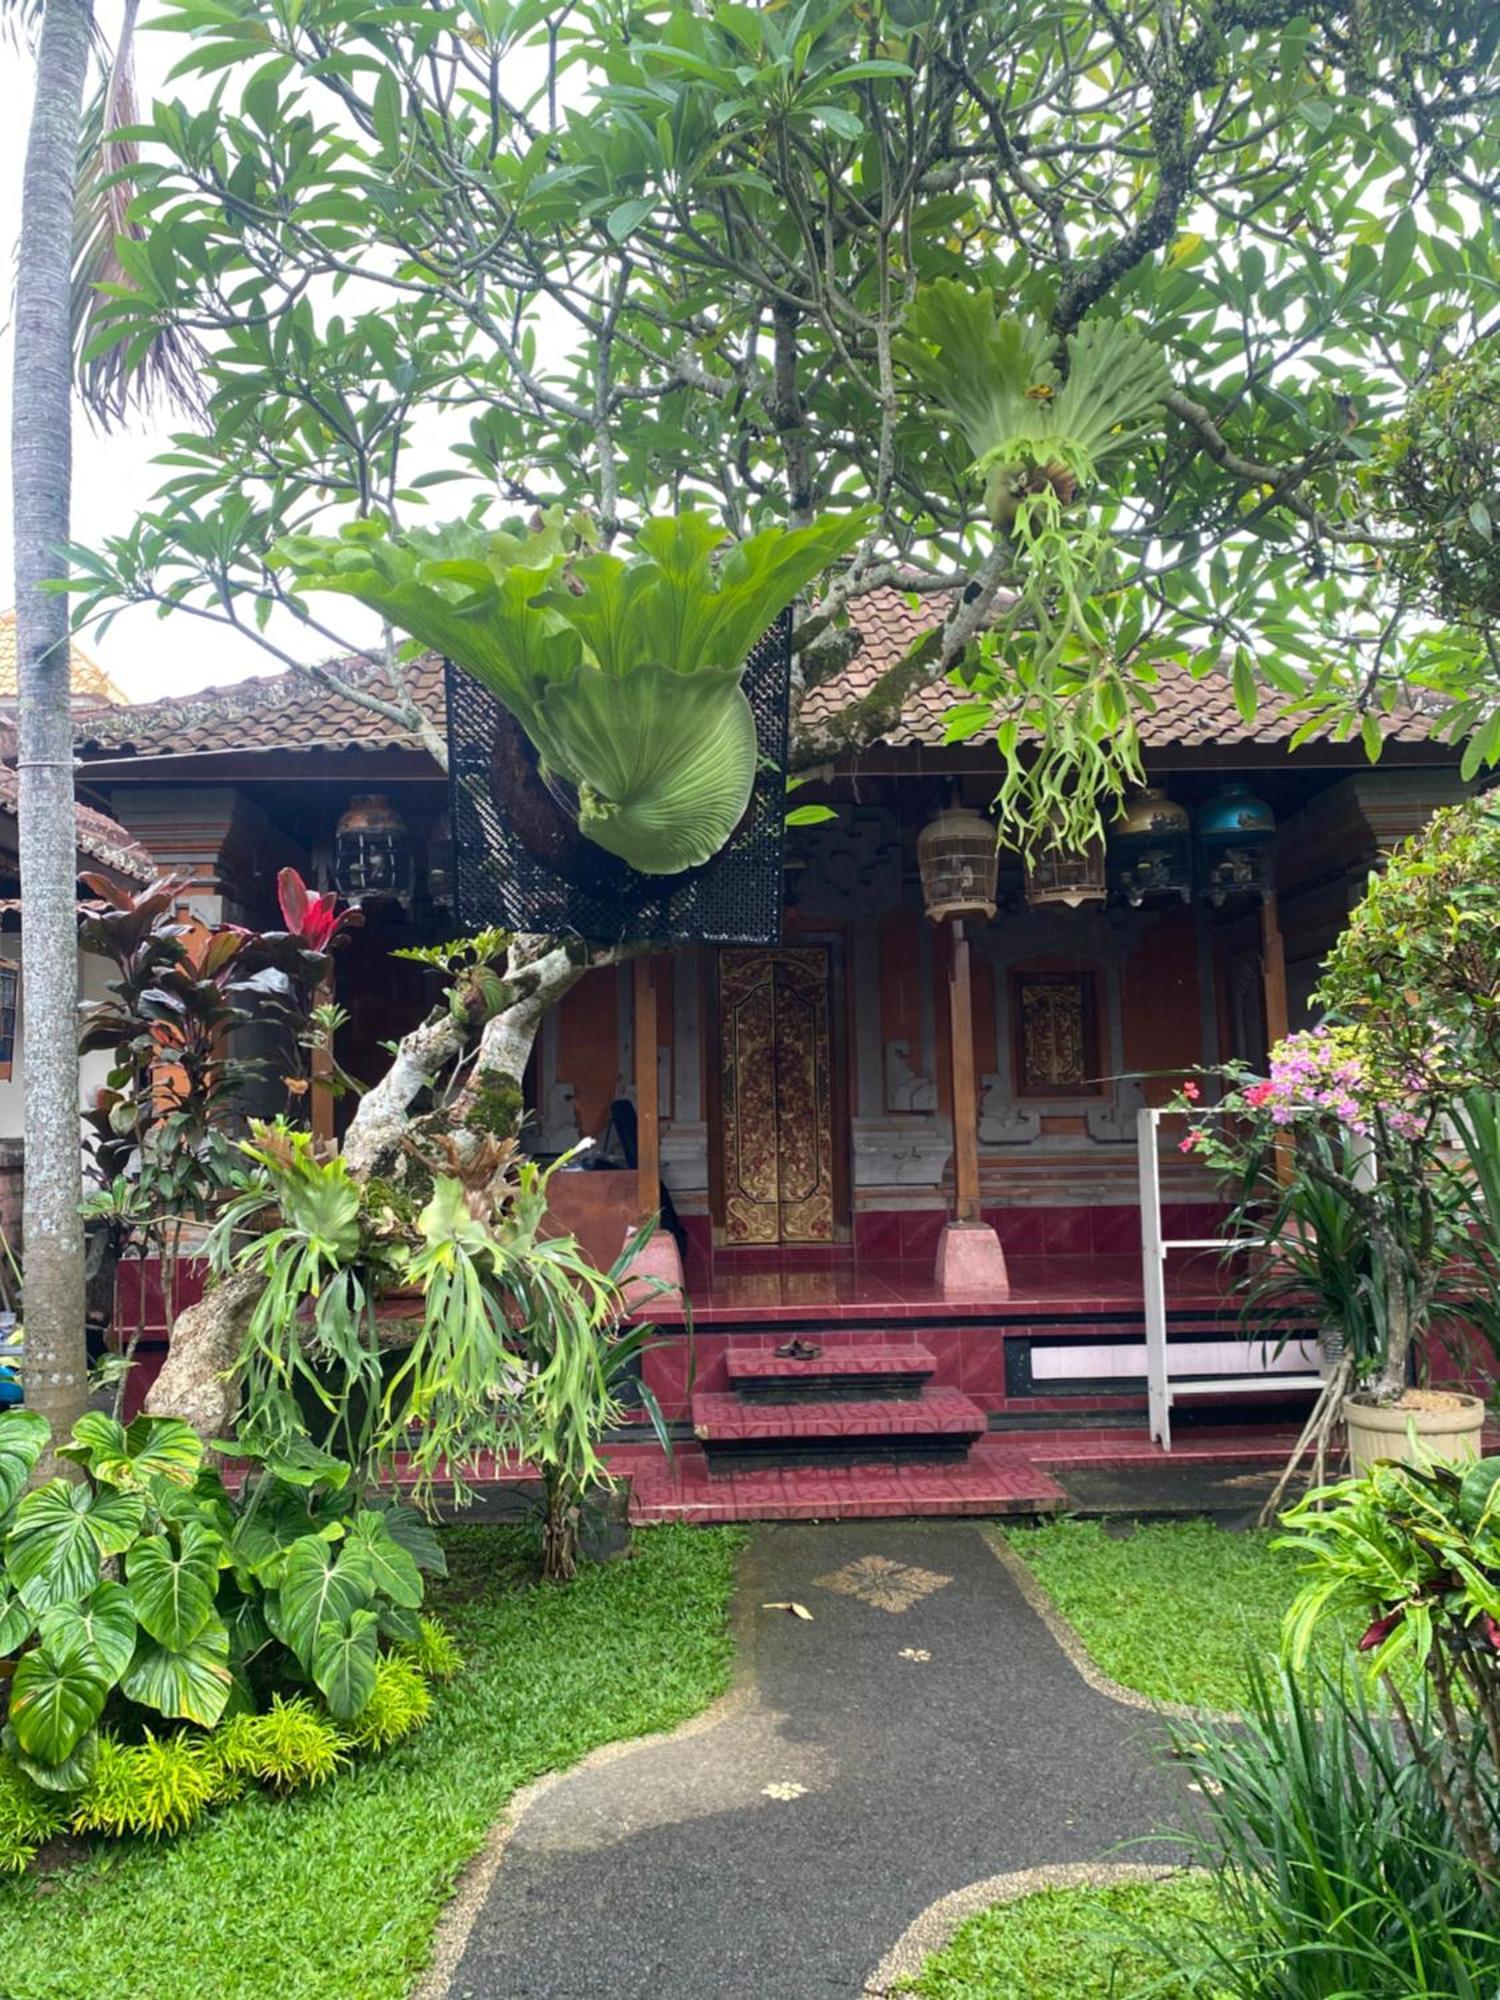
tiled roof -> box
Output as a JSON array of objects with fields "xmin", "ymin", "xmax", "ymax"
[
  {"xmin": 74, "ymin": 589, "xmax": 1435, "ymax": 762},
  {"xmin": 0, "ymin": 612, "xmax": 127, "ymax": 707},
  {"xmin": 0, "ymin": 760, "xmax": 155, "ymax": 883}
]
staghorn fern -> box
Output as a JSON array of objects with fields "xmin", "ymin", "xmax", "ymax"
[
  {"xmin": 897, "ymin": 281, "xmax": 1171, "ymax": 524},
  {"xmin": 276, "ymin": 509, "xmax": 869, "ymax": 875}
]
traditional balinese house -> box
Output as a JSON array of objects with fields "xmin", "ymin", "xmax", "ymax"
[{"xmin": 75, "ymin": 599, "xmax": 1470, "ymax": 1517}]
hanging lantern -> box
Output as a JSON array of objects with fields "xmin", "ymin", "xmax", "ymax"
[
  {"xmin": 917, "ymin": 806, "xmax": 999, "ymax": 923},
  {"xmin": 1108, "ymin": 786, "xmax": 1192, "ymax": 906},
  {"xmin": 1195, "ymin": 783, "xmax": 1276, "ymax": 905},
  {"xmin": 426, "ymin": 809, "xmax": 454, "ymax": 912},
  {"xmin": 334, "ymin": 794, "xmax": 413, "ymax": 909},
  {"xmin": 1024, "ymin": 835, "xmax": 1107, "ymax": 911}
]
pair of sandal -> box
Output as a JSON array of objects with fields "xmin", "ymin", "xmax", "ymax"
[{"xmin": 773, "ymin": 1337, "xmax": 823, "ymax": 1361}]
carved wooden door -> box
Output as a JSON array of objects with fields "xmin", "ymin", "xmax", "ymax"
[{"xmin": 718, "ymin": 946, "xmax": 836, "ymax": 1243}]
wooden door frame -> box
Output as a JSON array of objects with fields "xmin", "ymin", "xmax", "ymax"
[{"xmin": 705, "ymin": 936, "xmax": 851, "ymax": 1245}]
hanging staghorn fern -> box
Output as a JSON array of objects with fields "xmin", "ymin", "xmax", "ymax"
[{"xmin": 276, "ymin": 509, "xmax": 869, "ymax": 876}]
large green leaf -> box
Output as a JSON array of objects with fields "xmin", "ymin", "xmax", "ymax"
[
  {"xmin": 0, "ymin": 1589, "xmax": 34, "ymax": 1658},
  {"xmin": 367, "ymin": 1500, "xmax": 447, "ymax": 1578},
  {"xmin": 1459, "ymin": 1456, "xmax": 1500, "ymax": 1532},
  {"xmin": 59, "ymin": 1412, "xmax": 203, "ymax": 1490},
  {"xmin": 37, "ymin": 1579, "xmax": 137, "ymax": 1685},
  {"xmin": 229, "ymin": 1482, "xmax": 329, "ymax": 1586},
  {"xmin": 0, "ymin": 1411, "xmax": 50, "ymax": 1518},
  {"xmin": 346, "ymin": 1511, "xmax": 424, "ymax": 1609},
  {"xmin": 275, "ymin": 1535, "xmax": 374, "ymax": 1669},
  {"xmin": 6, "ymin": 1481, "xmax": 145, "ymax": 1613},
  {"xmin": 120, "ymin": 1617, "xmax": 233, "ymax": 1727},
  {"xmin": 277, "ymin": 509, "xmax": 870, "ymax": 875},
  {"xmin": 126, "ymin": 1524, "xmax": 223, "ymax": 1649},
  {"xmin": 537, "ymin": 659, "xmax": 758, "ymax": 874},
  {"xmin": 311, "ymin": 1607, "xmax": 380, "ymax": 1721},
  {"xmin": 7, "ymin": 1642, "xmax": 110, "ymax": 1766},
  {"xmin": 2, "ymin": 1719, "xmax": 99, "ymax": 1794}
]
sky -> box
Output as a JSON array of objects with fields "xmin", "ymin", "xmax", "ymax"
[{"xmin": 1, "ymin": 12, "xmax": 333, "ymax": 704}]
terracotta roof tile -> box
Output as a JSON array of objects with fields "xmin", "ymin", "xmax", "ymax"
[
  {"xmin": 75, "ymin": 589, "xmax": 1434, "ymax": 762},
  {"xmin": 0, "ymin": 761, "xmax": 155, "ymax": 882},
  {"xmin": 0, "ymin": 611, "xmax": 127, "ymax": 707}
]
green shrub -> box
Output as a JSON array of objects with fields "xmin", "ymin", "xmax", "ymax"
[
  {"xmin": 344, "ymin": 1656, "xmax": 431, "ymax": 1751},
  {"xmin": 400, "ymin": 1614, "xmax": 462, "ymax": 1683},
  {"xmin": 1165, "ymin": 1661, "xmax": 1500, "ymax": 1997},
  {"xmin": 71, "ymin": 1731, "xmax": 218, "ymax": 1840},
  {"xmin": 0, "ymin": 1757, "xmax": 67, "ymax": 1874},
  {"xmin": 0, "ymin": 1407, "xmax": 446, "ymax": 1795},
  {"xmin": 209, "ymin": 1698, "xmax": 348, "ymax": 1793}
]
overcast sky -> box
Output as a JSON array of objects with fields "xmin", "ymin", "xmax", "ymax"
[{"xmin": 2, "ymin": 13, "xmax": 334, "ymax": 704}]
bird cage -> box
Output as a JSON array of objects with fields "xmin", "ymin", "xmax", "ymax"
[
  {"xmin": 1024, "ymin": 835, "xmax": 1107, "ymax": 911},
  {"xmin": 1108, "ymin": 786, "xmax": 1192, "ymax": 906},
  {"xmin": 917, "ymin": 806, "xmax": 999, "ymax": 923}
]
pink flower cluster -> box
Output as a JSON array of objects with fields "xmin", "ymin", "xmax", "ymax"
[{"xmin": 1243, "ymin": 1027, "xmax": 1425, "ymax": 1141}]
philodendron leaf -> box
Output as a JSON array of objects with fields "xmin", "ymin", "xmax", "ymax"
[
  {"xmin": 2, "ymin": 1719, "xmax": 99, "ymax": 1794},
  {"xmin": 126, "ymin": 1524, "xmax": 223, "ymax": 1649},
  {"xmin": 311, "ymin": 1607, "xmax": 380, "ymax": 1721},
  {"xmin": 0, "ymin": 1411, "xmax": 50, "ymax": 1517},
  {"xmin": 60, "ymin": 1412, "xmax": 203, "ymax": 1490},
  {"xmin": 6, "ymin": 1481, "xmax": 146, "ymax": 1613},
  {"xmin": 7, "ymin": 1642, "xmax": 110, "ymax": 1767},
  {"xmin": 367, "ymin": 1501, "xmax": 447, "ymax": 1578},
  {"xmin": 120, "ymin": 1617, "xmax": 233, "ymax": 1727},
  {"xmin": 0, "ymin": 1588, "xmax": 35, "ymax": 1658},
  {"xmin": 346, "ymin": 1512, "xmax": 424, "ymax": 1609},
  {"xmin": 275, "ymin": 1536, "xmax": 375, "ymax": 1669},
  {"xmin": 38, "ymin": 1579, "xmax": 137, "ymax": 1685}
]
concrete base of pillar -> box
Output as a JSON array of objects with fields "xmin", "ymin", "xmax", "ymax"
[
  {"xmin": 934, "ymin": 1221, "xmax": 1010, "ymax": 1300},
  {"xmin": 618, "ymin": 1226, "xmax": 684, "ymax": 1312}
]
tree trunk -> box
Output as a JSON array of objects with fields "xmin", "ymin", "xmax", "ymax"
[
  {"xmin": 12, "ymin": 0, "xmax": 95, "ymax": 1461},
  {"xmin": 157, "ymin": 935, "xmax": 616, "ymax": 1442}
]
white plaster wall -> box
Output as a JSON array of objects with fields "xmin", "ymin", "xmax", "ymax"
[{"xmin": 0, "ymin": 937, "xmax": 116, "ymax": 1143}]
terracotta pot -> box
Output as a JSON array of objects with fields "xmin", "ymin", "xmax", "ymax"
[{"xmin": 1344, "ymin": 1387, "xmax": 1486, "ymax": 1475}]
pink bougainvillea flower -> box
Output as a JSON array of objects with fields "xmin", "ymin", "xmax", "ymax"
[
  {"xmin": 1244, "ymin": 1081, "xmax": 1274, "ymax": 1108},
  {"xmin": 1358, "ymin": 1609, "xmax": 1405, "ymax": 1652},
  {"xmin": 1483, "ymin": 1614, "xmax": 1500, "ymax": 1653},
  {"xmin": 1179, "ymin": 1133, "xmax": 1199, "ymax": 1155},
  {"xmin": 1182, "ymin": 1079, "xmax": 1200, "ymax": 1101}
]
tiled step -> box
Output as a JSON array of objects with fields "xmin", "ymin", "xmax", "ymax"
[
  {"xmin": 723, "ymin": 1338, "xmax": 937, "ymax": 1402},
  {"xmin": 629, "ymin": 1436, "xmax": 1066, "ymax": 1521},
  {"xmin": 692, "ymin": 1386, "xmax": 986, "ymax": 1475}
]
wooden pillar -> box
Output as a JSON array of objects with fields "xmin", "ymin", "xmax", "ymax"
[
  {"xmin": 1261, "ymin": 890, "xmax": 1292, "ymax": 1183},
  {"xmin": 946, "ymin": 920, "xmax": 982, "ymax": 1224},
  {"xmin": 1260, "ymin": 890, "xmax": 1290, "ymax": 1052},
  {"xmin": 633, "ymin": 954, "xmax": 660, "ymax": 1223}
]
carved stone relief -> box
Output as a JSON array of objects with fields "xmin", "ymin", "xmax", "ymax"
[{"xmin": 884, "ymin": 1037, "xmax": 937, "ymax": 1114}]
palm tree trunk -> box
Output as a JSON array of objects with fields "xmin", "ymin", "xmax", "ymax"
[{"xmin": 11, "ymin": 0, "xmax": 95, "ymax": 1454}]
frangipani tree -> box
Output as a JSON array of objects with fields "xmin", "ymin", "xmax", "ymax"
[{"xmin": 51, "ymin": 0, "xmax": 1500, "ymax": 1439}]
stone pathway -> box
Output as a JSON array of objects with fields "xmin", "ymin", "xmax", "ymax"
[{"xmin": 436, "ymin": 1521, "xmax": 1197, "ymax": 2000}]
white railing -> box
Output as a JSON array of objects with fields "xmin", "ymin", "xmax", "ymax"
[{"xmin": 1137, "ymin": 1105, "xmax": 1324, "ymax": 1450}]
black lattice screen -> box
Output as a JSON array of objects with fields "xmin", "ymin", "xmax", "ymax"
[{"xmin": 445, "ymin": 610, "xmax": 791, "ymax": 944}]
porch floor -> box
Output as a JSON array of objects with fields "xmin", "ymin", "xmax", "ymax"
[{"xmin": 606, "ymin": 1422, "xmax": 1308, "ymax": 1524}]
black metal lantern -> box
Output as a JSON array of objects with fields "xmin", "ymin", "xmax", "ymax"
[
  {"xmin": 426, "ymin": 809, "xmax": 454, "ymax": 912},
  {"xmin": 334, "ymin": 794, "xmax": 413, "ymax": 909},
  {"xmin": 1195, "ymin": 784, "xmax": 1276, "ymax": 905},
  {"xmin": 1108, "ymin": 786, "xmax": 1192, "ymax": 906}
]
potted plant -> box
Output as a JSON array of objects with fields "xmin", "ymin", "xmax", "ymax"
[{"xmin": 1179, "ymin": 1030, "xmax": 1488, "ymax": 1476}]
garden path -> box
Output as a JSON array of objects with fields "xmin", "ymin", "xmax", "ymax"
[{"xmin": 435, "ymin": 1520, "xmax": 1197, "ymax": 2000}]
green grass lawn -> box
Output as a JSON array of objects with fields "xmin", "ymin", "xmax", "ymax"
[
  {"xmin": 1003, "ymin": 1516, "xmax": 1321, "ymax": 1711},
  {"xmin": 897, "ymin": 1872, "xmax": 1223, "ymax": 1999},
  {"xmin": 0, "ymin": 1522, "xmax": 743, "ymax": 2000}
]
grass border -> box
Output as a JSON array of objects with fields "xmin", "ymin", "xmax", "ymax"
[
  {"xmin": 980, "ymin": 1526, "xmax": 1234, "ymax": 1722},
  {"xmin": 861, "ymin": 1861, "xmax": 1199, "ymax": 1996}
]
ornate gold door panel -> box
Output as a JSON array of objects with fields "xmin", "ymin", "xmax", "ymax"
[{"xmin": 718, "ymin": 946, "xmax": 836, "ymax": 1244}]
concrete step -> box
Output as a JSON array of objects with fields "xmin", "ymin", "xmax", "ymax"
[
  {"xmin": 692, "ymin": 1386, "xmax": 986, "ymax": 1475},
  {"xmin": 723, "ymin": 1339, "xmax": 937, "ymax": 1401}
]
